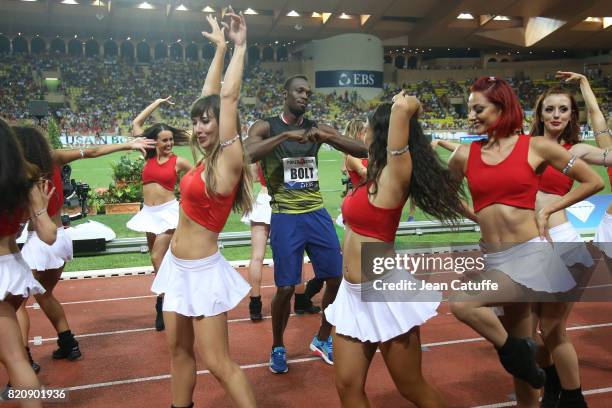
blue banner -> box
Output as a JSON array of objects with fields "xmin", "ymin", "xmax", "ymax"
[
  {"xmin": 459, "ymin": 135, "xmax": 487, "ymax": 143},
  {"xmin": 315, "ymin": 70, "xmax": 383, "ymax": 88},
  {"xmin": 567, "ymin": 194, "xmax": 612, "ymax": 231}
]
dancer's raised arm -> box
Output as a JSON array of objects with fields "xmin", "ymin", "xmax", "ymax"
[{"xmin": 201, "ymin": 15, "xmax": 227, "ymax": 97}]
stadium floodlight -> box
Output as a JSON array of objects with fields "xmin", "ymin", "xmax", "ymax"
[
  {"xmin": 321, "ymin": 12, "xmax": 331, "ymax": 24},
  {"xmin": 137, "ymin": 2, "xmax": 154, "ymax": 9},
  {"xmin": 360, "ymin": 15, "xmax": 370, "ymax": 25},
  {"xmin": 286, "ymin": 10, "xmax": 300, "ymax": 17},
  {"xmin": 202, "ymin": 6, "xmax": 214, "ymax": 13},
  {"xmin": 61, "ymin": 0, "xmax": 79, "ymax": 4},
  {"xmin": 312, "ymin": 12, "xmax": 321, "ymax": 18},
  {"xmin": 91, "ymin": 0, "xmax": 104, "ymax": 6},
  {"xmin": 21, "ymin": 0, "xmax": 38, "ymax": 2},
  {"xmin": 604, "ymin": 17, "xmax": 612, "ymax": 29},
  {"xmin": 339, "ymin": 13, "xmax": 352, "ymax": 20},
  {"xmin": 457, "ymin": 13, "xmax": 474, "ymax": 19},
  {"xmin": 584, "ymin": 17, "xmax": 602, "ymax": 22},
  {"xmin": 244, "ymin": 8, "xmax": 258, "ymax": 15},
  {"xmin": 493, "ymin": 15, "xmax": 510, "ymax": 21},
  {"xmin": 175, "ymin": 4, "xmax": 188, "ymax": 11}
]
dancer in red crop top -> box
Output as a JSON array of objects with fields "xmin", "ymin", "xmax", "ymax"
[
  {"xmin": 528, "ymin": 72, "xmax": 611, "ymax": 408},
  {"xmin": 13, "ymin": 126, "xmax": 155, "ymax": 370},
  {"xmin": 0, "ymin": 119, "xmax": 58, "ymax": 408},
  {"xmin": 325, "ymin": 93, "xmax": 466, "ymax": 407},
  {"xmin": 150, "ymin": 11, "xmax": 256, "ymax": 408},
  {"xmin": 128, "ymin": 97, "xmax": 192, "ymax": 332},
  {"xmin": 447, "ymin": 77, "xmax": 602, "ymax": 400}
]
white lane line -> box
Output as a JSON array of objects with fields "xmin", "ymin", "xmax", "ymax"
[
  {"xmin": 472, "ymin": 386, "xmax": 612, "ymax": 408},
  {"xmin": 28, "ymin": 314, "xmax": 288, "ymax": 344},
  {"xmin": 27, "ymin": 295, "xmax": 157, "ymax": 307},
  {"xmin": 64, "ymin": 356, "xmax": 322, "ymax": 392},
  {"xmin": 27, "ymin": 286, "xmax": 279, "ymax": 308}
]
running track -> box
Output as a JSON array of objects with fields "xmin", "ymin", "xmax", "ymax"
[{"xmin": 1, "ymin": 264, "xmax": 610, "ymax": 407}]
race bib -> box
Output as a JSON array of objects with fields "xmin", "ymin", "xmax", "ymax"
[{"xmin": 282, "ymin": 157, "xmax": 318, "ymax": 190}]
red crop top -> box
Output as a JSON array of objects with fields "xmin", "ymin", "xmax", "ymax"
[
  {"xmin": 47, "ymin": 165, "xmax": 64, "ymax": 217},
  {"xmin": 257, "ymin": 163, "xmax": 266, "ymax": 187},
  {"xmin": 348, "ymin": 158, "xmax": 368, "ymax": 187},
  {"xmin": 539, "ymin": 143, "xmax": 573, "ymax": 196},
  {"xmin": 341, "ymin": 183, "xmax": 404, "ymax": 242},
  {"xmin": 142, "ymin": 155, "xmax": 178, "ymax": 192},
  {"xmin": 179, "ymin": 164, "xmax": 237, "ymax": 233},
  {"xmin": 607, "ymin": 167, "xmax": 612, "ymax": 189},
  {"xmin": 466, "ymin": 135, "xmax": 538, "ymax": 213},
  {"xmin": 0, "ymin": 208, "xmax": 26, "ymax": 236}
]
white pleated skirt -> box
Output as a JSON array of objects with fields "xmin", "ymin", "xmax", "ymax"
[
  {"xmin": 21, "ymin": 227, "xmax": 73, "ymax": 271},
  {"xmin": 126, "ymin": 199, "xmax": 179, "ymax": 235},
  {"xmin": 484, "ymin": 237, "xmax": 575, "ymax": 293},
  {"xmin": 0, "ymin": 253, "xmax": 45, "ymax": 301},
  {"xmin": 549, "ymin": 222, "xmax": 593, "ymax": 268},
  {"xmin": 325, "ymin": 269, "xmax": 440, "ymax": 343},
  {"xmin": 151, "ymin": 250, "xmax": 251, "ymax": 317},
  {"xmin": 594, "ymin": 213, "xmax": 612, "ymax": 258},
  {"xmin": 241, "ymin": 192, "xmax": 272, "ymax": 225}
]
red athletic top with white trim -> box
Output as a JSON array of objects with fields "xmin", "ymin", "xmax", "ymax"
[
  {"xmin": 179, "ymin": 163, "xmax": 237, "ymax": 233},
  {"xmin": 348, "ymin": 158, "xmax": 368, "ymax": 187},
  {"xmin": 142, "ymin": 155, "xmax": 178, "ymax": 192},
  {"xmin": 538, "ymin": 143, "xmax": 573, "ymax": 196},
  {"xmin": 341, "ymin": 183, "xmax": 404, "ymax": 242},
  {"xmin": 256, "ymin": 162, "xmax": 266, "ymax": 187},
  {"xmin": 466, "ymin": 134, "xmax": 538, "ymax": 213},
  {"xmin": 607, "ymin": 167, "xmax": 612, "ymax": 189},
  {"xmin": 0, "ymin": 208, "xmax": 26, "ymax": 236},
  {"xmin": 47, "ymin": 165, "xmax": 64, "ymax": 217}
]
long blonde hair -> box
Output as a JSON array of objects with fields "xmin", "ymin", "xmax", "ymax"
[
  {"xmin": 344, "ymin": 119, "xmax": 365, "ymax": 141},
  {"xmin": 190, "ymin": 95, "xmax": 253, "ymax": 215}
]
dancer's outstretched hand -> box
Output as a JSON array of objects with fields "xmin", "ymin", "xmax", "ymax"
[
  {"xmin": 202, "ymin": 15, "xmax": 226, "ymax": 47},
  {"xmin": 155, "ymin": 96, "xmax": 174, "ymax": 106},
  {"xmin": 130, "ymin": 137, "xmax": 157, "ymax": 156},
  {"xmin": 556, "ymin": 71, "xmax": 587, "ymax": 83},
  {"xmin": 223, "ymin": 7, "xmax": 247, "ymax": 47}
]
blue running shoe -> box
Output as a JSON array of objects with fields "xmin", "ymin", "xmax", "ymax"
[
  {"xmin": 269, "ymin": 347, "xmax": 288, "ymax": 373},
  {"xmin": 310, "ymin": 336, "xmax": 333, "ymax": 365}
]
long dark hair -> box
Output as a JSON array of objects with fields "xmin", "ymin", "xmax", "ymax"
[
  {"xmin": 12, "ymin": 126, "xmax": 54, "ymax": 179},
  {"xmin": 0, "ymin": 119, "xmax": 39, "ymax": 218},
  {"xmin": 366, "ymin": 103, "xmax": 466, "ymax": 224},
  {"xmin": 139, "ymin": 123, "xmax": 188, "ymax": 160},
  {"xmin": 530, "ymin": 87, "xmax": 580, "ymax": 145},
  {"xmin": 190, "ymin": 95, "xmax": 253, "ymax": 215}
]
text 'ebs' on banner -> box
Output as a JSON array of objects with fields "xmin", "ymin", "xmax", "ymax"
[{"xmin": 315, "ymin": 70, "xmax": 383, "ymax": 88}]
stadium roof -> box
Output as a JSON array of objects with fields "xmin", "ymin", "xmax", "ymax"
[{"xmin": 1, "ymin": 0, "xmax": 611, "ymax": 49}]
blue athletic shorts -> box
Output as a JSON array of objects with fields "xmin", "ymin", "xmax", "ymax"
[{"xmin": 270, "ymin": 208, "xmax": 342, "ymax": 287}]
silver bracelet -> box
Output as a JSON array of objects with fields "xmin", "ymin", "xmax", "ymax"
[
  {"xmin": 594, "ymin": 128, "xmax": 611, "ymax": 137},
  {"xmin": 387, "ymin": 144, "xmax": 410, "ymax": 156},
  {"xmin": 561, "ymin": 155, "xmax": 577, "ymax": 175},
  {"xmin": 32, "ymin": 208, "xmax": 46, "ymax": 218},
  {"xmin": 603, "ymin": 149, "xmax": 609, "ymax": 167},
  {"xmin": 79, "ymin": 148, "xmax": 85, "ymax": 158},
  {"xmin": 220, "ymin": 134, "xmax": 240, "ymax": 148}
]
